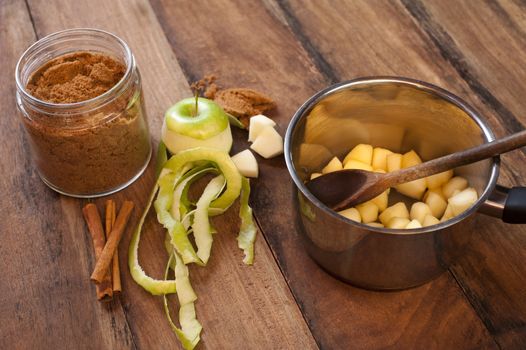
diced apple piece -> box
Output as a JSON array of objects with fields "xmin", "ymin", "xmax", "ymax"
[
  {"xmin": 343, "ymin": 160, "xmax": 373, "ymax": 171},
  {"xmin": 396, "ymin": 179, "xmax": 427, "ymax": 200},
  {"xmin": 379, "ymin": 202, "xmax": 409, "ymax": 225},
  {"xmin": 231, "ymin": 149, "xmax": 259, "ymax": 178},
  {"xmin": 426, "ymin": 170, "xmax": 453, "ymax": 189},
  {"xmin": 442, "ymin": 176, "xmax": 468, "ymax": 199},
  {"xmin": 422, "ymin": 214, "xmax": 440, "ymax": 227},
  {"xmin": 367, "ymin": 222, "xmax": 385, "ymax": 228},
  {"xmin": 424, "ymin": 191, "xmax": 448, "ymax": 218},
  {"xmin": 441, "ymin": 204, "xmax": 455, "ymax": 222},
  {"xmin": 405, "ymin": 219, "xmax": 422, "ymax": 229},
  {"xmin": 448, "ymin": 187, "xmax": 478, "ymax": 216},
  {"xmin": 395, "ymin": 150, "xmax": 427, "ymax": 199},
  {"xmin": 372, "ymin": 147, "xmax": 393, "ymax": 172},
  {"xmin": 248, "ymin": 114, "xmax": 276, "ymax": 142},
  {"xmin": 356, "ymin": 201, "xmax": 379, "ymax": 223},
  {"xmin": 250, "ymin": 126, "xmax": 283, "ymax": 159},
  {"xmin": 338, "ymin": 207, "xmax": 361, "ymax": 222},
  {"xmin": 424, "ymin": 187, "xmax": 446, "ymax": 201},
  {"xmin": 401, "ymin": 150, "xmax": 423, "ymax": 168},
  {"xmin": 343, "ymin": 144, "xmax": 373, "ymax": 165},
  {"xmin": 310, "ymin": 172, "xmax": 322, "ymax": 180},
  {"xmin": 386, "ymin": 153, "xmax": 402, "ymax": 172},
  {"xmin": 370, "ymin": 190, "xmax": 389, "ymax": 212},
  {"xmin": 386, "ymin": 217, "xmax": 410, "ymax": 229},
  {"xmin": 322, "ymin": 156, "xmax": 343, "ymax": 174},
  {"xmin": 410, "ymin": 202, "xmax": 432, "ymax": 223}
]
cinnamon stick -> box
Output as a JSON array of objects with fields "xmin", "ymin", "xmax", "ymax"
[
  {"xmin": 82, "ymin": 203, "xmax": 113, "ymax": 301},
  {"xmin": 91, "ymin": 201, "xmax": 134, "ymax": 283},
  {"xmin": 105, "ymin": 200, "xmax": 121, "ymax": 293}
]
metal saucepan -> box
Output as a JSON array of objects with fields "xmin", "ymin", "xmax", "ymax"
[{"xmin": 284, "ymin": 77, "xmax": 526, "ymax": 290}]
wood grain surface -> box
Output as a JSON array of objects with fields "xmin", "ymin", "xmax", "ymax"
[
  {"xmin": 1, "ymin": 0, "xmax": 525, "ymax": 349},
  {"xmin": 2, "ymin": 0, "xmax": 315, "ymax": 349}
]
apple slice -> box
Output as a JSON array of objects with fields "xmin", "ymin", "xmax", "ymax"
[
  {"xmin": 248, "ymin": 114, "xmax": 276, "ymax": 142},
  {"xmin": 356, "ymin": 201, "xmax": 379, "ymax": 223},
  {"xmin": 370, "ymin": 189, "xmax": 389, "ymax": 212},
  {"xmin": 396, "ymin": 179, "xmax": 427, "ymax": 200},
  {"xmin": 231, "ymin": 150, "xmax": 259, "ymax": 178},
  {"xmin": 426, "ymin": 170, "xmax": 453, "ymax": 189},
  {"xmin": 162, "ymin": 97, "xmax": 233, "ymax": 154},
  {"xmin": 386, "ymin": 217, "xmax": 410, "ymax": 229},
  {"xmin": 441, "ymin": 204, "xmax": 455, "ymax": 222},
  {"xmin": 405, "ymin": 219, "xmax": 422, "ymax": 229},
  {"xmin": 250, "ymin": 125, "xmax": 283, "ymax": 159},
  {"xmin": 379, "ymin": 202, "xmax": 409, "ymax": 225},
  {"xmin": 448, "ymin": 187, "xmax": 478, "ymax": 216},
  {"xmin": 372, "ymin": 147, "xmax": 393, "ymax": 171},
  {"xmin": 343, "ymin": 159, "xmax": 373, "ymax": 171},
  {"xmin": 338, "ymin": 207, "xmax": 361, "ymax": 222},
  {"xmin": 310, "ymin": 172, "xmax": 322, "ymax": 180},
  {"xmin": 401, "ymin": 150, "xmax": 423, "ymax": 168},
  {"xmin": 442, "ymin": 176, "xmax": 469, "ymax": 199},
  {"xmin": 395, "ymin": 150, "xmax": 427, "ymax": 199},
  {"xmin": 410, "ymin": 202, "xmax": 432, "ymax": 223},
  {"xmin": 422, "ymin": 214, "xmax": 440, "ymax": 227},
  {"xmin": 424, "ymin": 191, "xmax": 448, "ymax": 218},
  {"xmin": 343, "ymin": 144, "xmax": 373, "ymax": 165},
  {"xmin": 386, "ymin": 153, "xmax": 402, "ymax": 172},
  {"xmin": 322, "ymin": 157, "xmax": 343, "ymax": 174}
]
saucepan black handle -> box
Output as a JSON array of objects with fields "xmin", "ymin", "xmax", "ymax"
[
  {"xmin": 502, "ymin": 187, "xmax": 526, "ymax": 223},
  {"xmin": 480, "ymin": 185, "xmax": 526, "ymax": 224}
]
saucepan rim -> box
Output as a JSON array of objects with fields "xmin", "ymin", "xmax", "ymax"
[{"xmin": 284, "ymin": 76, "xmax": 500, "ymax": 236}]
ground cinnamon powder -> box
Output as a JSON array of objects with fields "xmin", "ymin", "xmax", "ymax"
[
  {"xmin": 193, "ymin": 75, "xmax": 276, "ymax": 127},
  {"xmin": 22, "ymin": 51, "xmax": 150, "ymax": 195},
  {"xmin": 27, "ymin": 52, "xmax": 125, "ymax": 103}
]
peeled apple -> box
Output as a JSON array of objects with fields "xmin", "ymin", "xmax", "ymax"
[{"xmin": 162, "ymin": 98, "xmax": 233, "ymax": 154}]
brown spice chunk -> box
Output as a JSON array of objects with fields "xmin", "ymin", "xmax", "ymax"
[
  {"xmin": 26, "ymin": 52, "xmax": 126, "ymax": 103},
  {"xmin": 213, "ymin": 88, "xmax": 276, "ymax": 127},
  {"xmin": 191, "ymin": 74, "xmax": 219, "ymax": 99}
]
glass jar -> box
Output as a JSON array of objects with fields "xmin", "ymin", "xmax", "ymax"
[{"xmin": 15, "ymin": 28, "xmax": 151, "ymax": 197}]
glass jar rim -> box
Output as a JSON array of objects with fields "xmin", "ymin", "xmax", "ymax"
[{"xmin": 15, "ymin": 28, "xmax": 134, "ymax": 110}]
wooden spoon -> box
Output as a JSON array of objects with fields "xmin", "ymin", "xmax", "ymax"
[{"xmin": 306, "ymin": 129, "xmax": 526, "ymax": 211}]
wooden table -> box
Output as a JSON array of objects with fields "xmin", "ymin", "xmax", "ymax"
[{"xmin": 2, "ymin": 0, "xmax": 526, "ymax": 348}]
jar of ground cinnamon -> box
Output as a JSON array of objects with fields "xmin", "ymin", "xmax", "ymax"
[{"xmin": 15, "ymin": 29, "xmax": 151, "ymax": 197}]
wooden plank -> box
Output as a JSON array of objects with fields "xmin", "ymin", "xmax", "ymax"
[
  {"xmin": 0, "ymin": 1, "xmax": 135, "ymax": 349},
  {"xmin": 273, "ymin": 0, "xmax": 526, "ymax": 347},
  {"xmin": 2, "ymin": 0, "xmax": 318, "ymax": 349},
  {"xmin": 149, "ymin": 0, "xmax": 499, "ymax": 348},
  {"xmin": 401, "ymin": 1, "xmax": 526, "ymax": 347}
]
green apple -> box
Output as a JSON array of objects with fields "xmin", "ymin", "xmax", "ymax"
[{"xmin": 162, "ymin": 97, "xmax": 233, "ymax": 154}]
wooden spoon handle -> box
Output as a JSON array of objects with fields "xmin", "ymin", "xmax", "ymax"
[{"xmin": 385, "ymin": 129, "xmax": 526, "ymax": 187}]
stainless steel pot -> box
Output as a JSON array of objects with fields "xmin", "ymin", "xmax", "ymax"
[{"xmin": 285, "ymin": 77, "xmax": 526, "ymax": 290}]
